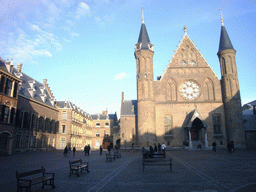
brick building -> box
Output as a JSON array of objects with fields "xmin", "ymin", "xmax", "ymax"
[
  {"xmin": 56, "ymin": 100, "xmax": 92, "ymax": 150},
  {"xmin": 91, "ymin": 110, "xmax": 118, "ymax": 149},
  {"xmin": 0, "ymin": 59, "xmax": 59, "ymax": 154},
  {"xmin": 0, "ymin": 59, "xmax": 22, "ymax": 155},
  {"xmin": 120, "ymin": 13, "xmax": 245, "ymax": 149}
]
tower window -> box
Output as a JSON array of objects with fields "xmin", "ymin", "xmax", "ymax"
[
  {"xmin": 213, "ymin": 114, "xmax": 221, "ymax": 134},
  {"xmin": 164, "ymin": 116, "xmax": 173, "ymax": 135}
]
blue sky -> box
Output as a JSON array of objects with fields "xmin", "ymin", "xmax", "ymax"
[{"xmin": 0, "ymin": 0, "xmax": 255, "ymax": 118}]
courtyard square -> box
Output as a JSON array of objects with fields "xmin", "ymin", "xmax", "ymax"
[{"xmin": 1, "ymin": 149, "xmax": 256, "ymax": 192}]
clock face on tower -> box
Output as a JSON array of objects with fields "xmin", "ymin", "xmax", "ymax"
[{"xmin": 180, "ymin": 80, "xmax": 200, "ymax": 100}]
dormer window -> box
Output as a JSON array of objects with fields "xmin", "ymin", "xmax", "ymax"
[
  {"xmin": 28, "ymin": 80, "xmax": 35, "ymax": 88},
  {"xmin": 28, "ymin": 88, "xmax": 36, "ymax": 98},
  {"xmin": 135, "ymin": 43, "xmax": 141, "ymax": 51},
  {"xmin": 40, "ymin": 94, "xmax": 46, "ymax": 102},
  {"xmin": 148, "ymin": 43, "xmax": 154, "ymax": 51},
  {"xmin": 39, "ymin": 87, "xmax": 45, "ymax": 94}
]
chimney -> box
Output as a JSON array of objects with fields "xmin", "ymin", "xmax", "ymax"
[
  {"xmin": 17, "ymin": 63, "xmax": 22, "ymax": 73},
  {"xmin": 122, "ymin": 92, "xmax": 124, "ymax": 103}
]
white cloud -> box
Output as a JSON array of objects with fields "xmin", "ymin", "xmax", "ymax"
[
  {"xmin": 70, "ymin": 32, "xmax": 80, "ymax": 37},
  {"xmin": 65, "ymin": 20, "xmax": 74, "ymax": 26},
  {"xmin": 115, "ymin": 72, "xmax": 127, "ymax": 80},
  {"xmin": 75, "ymin": 2, "xmax": 91, "ymax": 20},
  {"xmin": 5, "ymin": 26, "xmax": 62, "ymax": 64},
  {"xmin": 31, "ymin": 25, "xmax": 42, "ymax": 32}
]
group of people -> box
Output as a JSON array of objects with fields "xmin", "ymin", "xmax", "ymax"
[
  {"xmin": 63, "ymin": 146, "xmax": 76, "ymax": 157},
  {"xmin": 142, "ymin": 142, "xmax": 167, "ymax": 158},
  {"xmin": 212, "ymin": 141, "xmax": 235, "ymax": 153},
  {"xmin": 84, "ymin": 145, "xmax": 91, "ymax": 156}
]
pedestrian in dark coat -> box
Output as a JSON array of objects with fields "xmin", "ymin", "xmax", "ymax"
[
  {"xmin": 227, "ymin": 142, "xmax": 232, "ymax": 154},
  {"xmin": 73, "ymin": 146, "xmax": 76, "ymax": 157},
  {"xmin": 212, "ymin": 141, "xmax": 217, "ymax": 152},
  {"xmin": 63, "ymin": 146, "xmax": 68, "ymax": 156},
  {"xmin": 84, "ymin": 146, "xmax": 87, "ymax": 156},
  {"xmin": 154, "ymin": 143, "xmax": 157, "ymax": 153},
  {"xmin": 100, "ymin": 145, "xmax": 103, "ymax": 155},
  {"xmin": 158, "ymin": 143, "xmax": 161, "ymax": 153},
  {"xmin": 107, "ymin": 144, "xmax": 111, "ymax": 153},
  {"xmin": 87, "ymin": 144, "xmax": 91, "ymax": 156},
  {"xmin": 149, "ymin": 145, "xmax": 154, "ymax": 158}
]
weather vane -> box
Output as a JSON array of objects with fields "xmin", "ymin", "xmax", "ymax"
[
  {"xmin": 219, "ymin": 8, "xmax": 224, "ymax": 26},
  {"xmin": 183, "ymin": 25, "xmax": 187, "ymax": 35},
  {"xmin": 142, "ymin": 8, "xmax": 144, "ymax": 24}
]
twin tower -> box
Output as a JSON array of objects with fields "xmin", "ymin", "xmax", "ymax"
[{"xmin": 134, "ymin": 12, "xmax": 245, "ymax": 148}]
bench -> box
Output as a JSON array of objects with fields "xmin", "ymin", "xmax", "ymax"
[
  {"xmin": 16, "ymin": 167, "xmax": 55, "ymax": 192},
  {"xmin": 69, "ymin": 159, "xmax": 89, "ymax": 177},
  {"xmin": 106, "ymin": 153, "xmax": 115, "ymax": 162},
  {"xmin": 143, "ymin": 157, "xmax": 172, "ymax": 172},
  {"xmin": 113, "ymin": 151, "xmax": 121, "ymax": 159},
  {"xmin": 151, "ymin": 153, "xmax": 166, "ymax": 158}
]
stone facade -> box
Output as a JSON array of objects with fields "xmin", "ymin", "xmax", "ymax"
[
  {"xmin": 90, "ymin": 111, "xmax": 118, "ymax": 149},
  {"xmin": 56, "ymin": 100, "xmax": 93, "ymax": 150},
  {"xmin": 120, "ymin": 20, "xmax": 245, "ymax": 149}
]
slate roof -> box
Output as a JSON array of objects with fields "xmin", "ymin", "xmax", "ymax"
[
  {"xmin": 90, "ymin": 113, "xmax": 117, "ymax": 120},
  {"xmin": 1, "ymin": 58, "xmax": 56, "ymax": 108},
  {"xmin": 56, "ymin": 100, "xmax": 90, "ymax": 117},
  {"xmin": 218, "ymin": 25, "xmax": 234, "ymax": 53},
  {"xmin": 121, "ymin": 100, "xmax": 137, "ymax": 116},
  {"xmin": 137, "ymin": 23, "xmax": 151, "ymax": 50}
]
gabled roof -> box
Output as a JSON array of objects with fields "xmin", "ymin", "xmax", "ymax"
[
  {"xmin": 218, "ymin": 24, "xmax": 234, "ymax": 53},
  {"xmin": 183, "ymin": 108, "xmax": 207, "ymax": 128},
  {"xmin": 121, "ymin": 100, "xmax": 137, "ymax": 116},
  {"xmin": 161, "ymin": 29, "xmax": 219, "ymax": 80}
]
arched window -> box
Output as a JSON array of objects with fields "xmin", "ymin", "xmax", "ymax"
[{"xmin": 213, "ymin": 114, "xmax": 221, "ymax": 134}]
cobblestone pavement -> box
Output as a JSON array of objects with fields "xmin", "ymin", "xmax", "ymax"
[{"xmin": 1, "ymin": 148, "xmax": 256, "ymax": 192}]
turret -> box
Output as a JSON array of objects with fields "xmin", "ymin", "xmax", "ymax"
[
  {"xmin": 134, "ymin": 10, "xmax": 156, "ymax": 147},
  {"xmin": 217, "ymin": 11, "xmax": 245, "ymax": 146}
]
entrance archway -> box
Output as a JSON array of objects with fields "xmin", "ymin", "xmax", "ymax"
[
  {"xmin": 0, "ymin": 132, "xmax": 11, "ymax": 155},
  {"xmin": 191, "ymin": 118, "xmax": 204, "ymax": 141}
]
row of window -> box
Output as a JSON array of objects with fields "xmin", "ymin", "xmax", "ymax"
[
  {"xmin": 96, "ymin": 131, "xmax": 109, "ymax": 137},
  {"xmin": 15, "ymin": 135, "xmax": 55, "ymax": 149},
  {"xmin": 0, "ymin": 104, "xmax": 59, "ymax": 133},
  {"xmin": 96, "ymin": 122, "xmax": 109, "ymax": 127},
  {"xmin": 0, "ymin": 75, "xmax": 18, "ymax": 98}
]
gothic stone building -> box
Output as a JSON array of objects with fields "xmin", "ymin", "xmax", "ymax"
[{"xmin": 120, "ymin": 17, "xmax": 245, "ymax": 149}]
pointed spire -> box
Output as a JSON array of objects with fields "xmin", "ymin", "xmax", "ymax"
[
  {"xmin": 218, "ymin": 10, "xmax": 234, "ymax": 53},
  {"xmin": 137, "ymin": 9, "xmax": 152, "ymax": 50}
]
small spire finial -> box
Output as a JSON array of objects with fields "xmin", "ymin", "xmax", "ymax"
[
  {"xmin": 183, "ymin": 25, "xmax": 187, "ymax": 35},
  {"xmin": 142, "ymin": 8, "xmax": 144, "ymax": 24},
  {"xmin": 219, "ymin": 8, "xmax": 224, "ymax": 26}
]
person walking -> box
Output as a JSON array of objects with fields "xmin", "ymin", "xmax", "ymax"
[
  {"xmin": 227, "ymin": 142, "xmax": 232, "ymax": 154},
  {"xmin": 161, "ymin": 142, "xmax": 166, "ymax": 153},
  {"xmin": 100, "ymin": 145, "xmax": 103, "ymax": 155},
  {"xmin": 73, "ymin": 146, "xmax": 76, "ymax": 157},
  {"xmin": 84, "ymin": 145, "xmax": 87, "ymax": 156},
  {"xmin": 158, "ymin": 143, "xmax": 161, "ymax": 153},
  {"xmin": 87, "ymin": 144, "xmax": 91, "ymax": 156},
  {"xmin": 154, "ymin": 143, "xmax": 157, "ymax": 153},
  {"xmin": 63, "ymin": 146, "xmax": 68, "ymax": 156},
  {"xmin": 212, "ymin": 141, "xmax": 217, "ymax": 152},
  {"xmin": 107, "ymin": 144, "xmax": 111, "ymax": 153}
]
